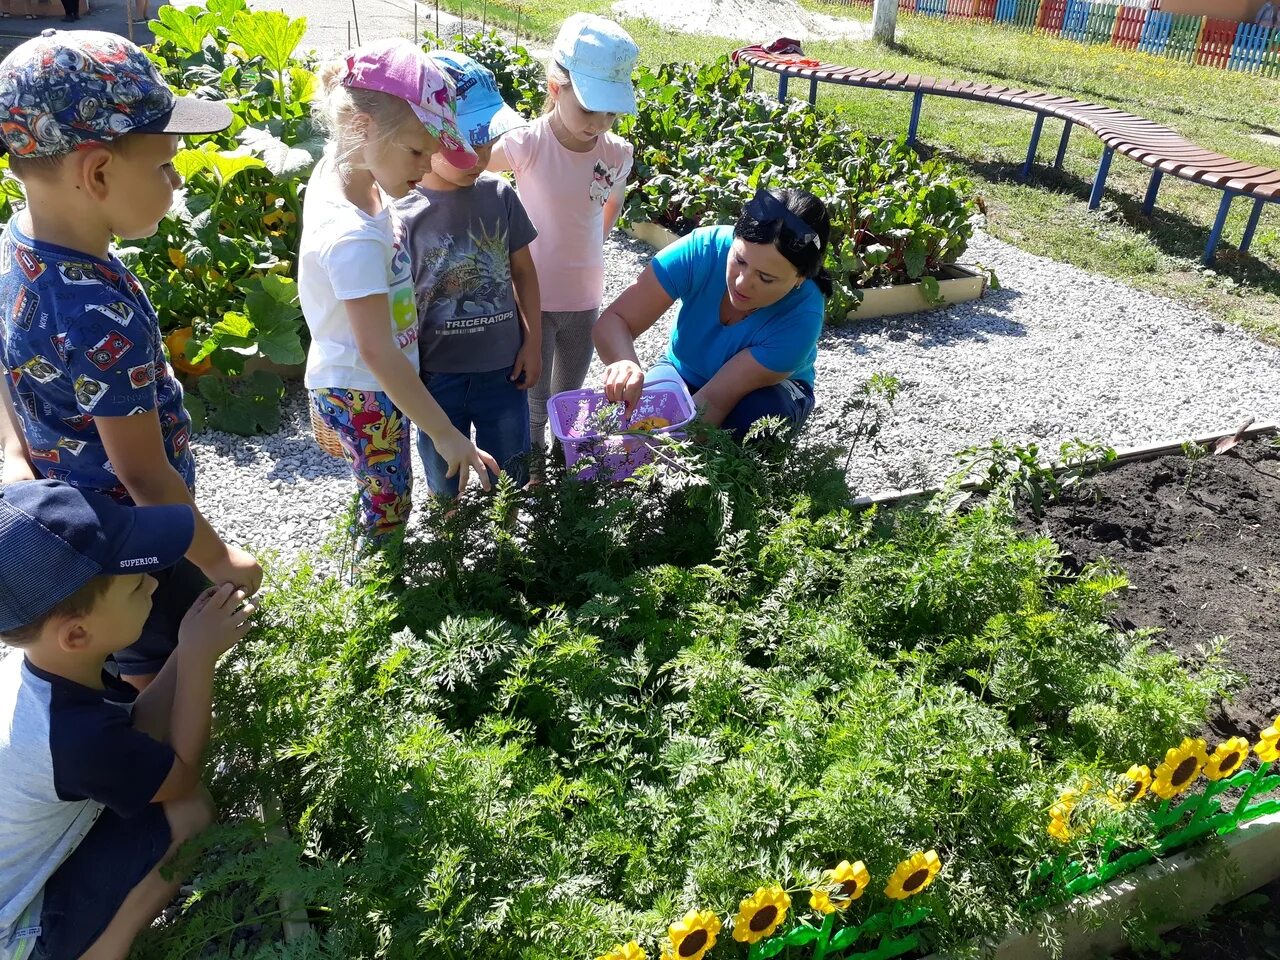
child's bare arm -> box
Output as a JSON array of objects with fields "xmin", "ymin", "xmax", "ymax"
[
  {"xmin": 346, "ymin": 294, "xmax": 500, "ymax": 490},
  {"xmin": 148, "ymin": 583, "xmax": 254, "ymax": 802},
  {"xmin": 509, "ymin": 246, "xmax": 542, "ymax": 389},
  {"xmin": 0, "ymin": 380, "xmax": 34, "ymax": 483},
  {"xmin": 486, "ymin": 135, "xmax": 512, "ymax": 172},
  {"xmin": 95, "ymin": 412, "xmax": 262, "ymax": 594},
  {"xmin": 603, "ymin": 178, "xmax": 627, "ymax": 239}
]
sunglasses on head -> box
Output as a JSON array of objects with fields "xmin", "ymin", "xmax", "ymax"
[{"xmin": 744, "ymin": 188, "xmax": 820, "ymax": 248}]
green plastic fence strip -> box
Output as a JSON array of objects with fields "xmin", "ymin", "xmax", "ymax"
[
  {"xmin": 1015, "ymin": 0, "xmax": 1041, "ymax": 31},
  {"xmin": 1166, "ymin": 14, "xmax": 1205, "ymax": 63},
  {"xmin": 1085, "ymin": 2, "xmax": 1118, "ymax": 44}
]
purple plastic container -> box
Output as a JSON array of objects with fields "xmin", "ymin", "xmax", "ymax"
[{"xmin": 548, "ymin": 378, "xmax": 697, "ymax": 481}]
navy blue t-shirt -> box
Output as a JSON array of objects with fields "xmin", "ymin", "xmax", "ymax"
[
  {"xmin": 0, "ymin": 655, "xmax": 174, "ymax": 944},
  {"xmin": 0, "ymin": 220, "xmax": 195, "ymax": 500}
]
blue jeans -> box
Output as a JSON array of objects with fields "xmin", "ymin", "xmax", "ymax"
[
  {"xmin": 645, "ymin": 360, "xmax": 816, "ymax": 440},
  {"xmin": 418, "ymin": 368, "xmax": 531, "ymax": 496}
]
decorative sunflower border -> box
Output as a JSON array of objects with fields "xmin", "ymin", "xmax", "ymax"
[
  {"xmin": 592, "ymin": 719, "xmax": 1280, "ymax": 960},
  {"xmin": 1033, "ymin": 720, "xmax": 1280, "ymax": 908}
]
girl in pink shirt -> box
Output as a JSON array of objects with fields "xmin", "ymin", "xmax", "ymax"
[{"xmin": 490, "ymin": 14, "xmax": 638, "ymax": 452}]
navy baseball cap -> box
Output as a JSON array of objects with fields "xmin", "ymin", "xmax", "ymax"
[
  {"xmin": 0, "ymin": 480, "xmax": 195, "ymax": 633},
  {"xmin": 0, "ymin": 30, "xmax": 233, "ymax": 159},
  {"xmin": 430, "ymin": 51, "xmax": 526, "ymax": 148}
]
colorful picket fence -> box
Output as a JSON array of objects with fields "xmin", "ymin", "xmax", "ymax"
[{"xmin": 828, "ymin": 0, "xmax": 1280, "ymax": 75}]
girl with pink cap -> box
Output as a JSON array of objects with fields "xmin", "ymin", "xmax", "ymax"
[{"xmin": 299, "ymin": 39, "xmax": 499, "ymax": 550}]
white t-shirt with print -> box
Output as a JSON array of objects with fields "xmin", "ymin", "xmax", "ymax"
[{"xmin": 298, "ymin": 151, "xmax": 419, "ymax": 391}]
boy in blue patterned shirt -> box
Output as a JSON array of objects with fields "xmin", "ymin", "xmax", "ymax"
[{"xmin": 0, "ymin": 30, "xmax": 262, "ymax": 688}]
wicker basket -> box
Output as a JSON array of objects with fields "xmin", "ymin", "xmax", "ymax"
[{"xmin": 308, "ymin": 401, "xmax": 346, "ymax": 459}]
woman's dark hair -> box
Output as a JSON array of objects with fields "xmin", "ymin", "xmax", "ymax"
[{"xmin": 733, "ymin": 188, "xmax": 833, "ymax": 298}]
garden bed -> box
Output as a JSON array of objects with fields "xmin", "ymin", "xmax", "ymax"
[
  {"xmin": 1030, "ymin": 433, "xmax": 1280, "ymax": 741},
  {"xmin": 624, "ymin": 222, "xmax": 988, "ymax": 318}
]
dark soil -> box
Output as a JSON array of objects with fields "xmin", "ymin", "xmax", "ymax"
[
  {"xmin": 1030, "ymin": 436, "xmax": 1280, "ymax": 741},
  {"xmin": 1113, "ymin": 876, "xmax": 1280, "ymax": 960},
  {"xmin": 1027, "ymin": 435, "xmax": 1279, "ymax": 960}
]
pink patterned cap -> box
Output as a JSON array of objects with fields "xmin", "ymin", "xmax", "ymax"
[{"xmin": 342, "ymin": 38, "xmax": 477, "ymax": 169}]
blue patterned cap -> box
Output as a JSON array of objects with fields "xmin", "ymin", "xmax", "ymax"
[
  {"xmin": 0, "ymin": 479, "xmax": 195, "ymax": 633},
  {"xmin": 0, "ymin": 29, "xmax": 232, "ymax": 159},
  {"xmin": 429, "ymin": 51, "xmax": 526, "ymax": 148}
]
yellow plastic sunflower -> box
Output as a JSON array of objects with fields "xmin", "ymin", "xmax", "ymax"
[
  {"xmin": 1256, "ymin": 722, "xmax": 1280, "ymax": 763},
  {"xmin": 1107, "ymin": 765, "xmax": 1153, "ymax": 810},
  {"xmin": 810, "ymin": 860, "xmax": 870, "ymax": 914},
  {"xmin": 884, "ymin": 850, "xmax": 942, "ymax": 900},
  {"xmin": 732, "ymin": 885, "xmax": 790, "ymax": 944},
  {"xmin": 668, "ymin": 910, "xmax": 721, "ymax": 960},
  {"xmin": 1046, "ymin": 814, "xmax": 1072, "ymax": 844},
  {"xmin": 1151, "ymin": 738, "xmax": 1208, "ymax": 799},
  {"xmin": 1204, "ymin": 737, "xmax": 1250, "ymax": 780},
  {"xmin": 596, "ymin": 942, "xmax": 646, "ymax": 960}
]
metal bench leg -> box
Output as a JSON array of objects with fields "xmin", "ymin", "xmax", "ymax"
[
  {"xmin": 1054, "ymin": 120, "xmax": 1072, "ymax": 171},
  {"xmin": 1141, "ymin": 170, "xmax": 1163, "ymax": 216},
  {"xmin": 1088, "ymin": 148, "xmax": 1114, "ymax": 210},
  {"xmin": 1020, "ymin": 113, "xmax": 1045, "ymax": 181},
  {"xmin": 809, "ymin": 77, "xmax": 818, "ymax": 105},
  {"xmin": 1240, "ymin": 198, "xmax": 1265, "ymax": 254},
  {"xmin": 747, "ymin": 68, "xmax": 754, "ymax": 93},
  {"xmin": 778, "ymin": 73, "xmax": 789, "ymax": 100},
  {"xmin": 908, "ymin": 90, "xmax": 924, "ymax": 146},
  {"xmin": 1204, "ymin": 192, "xmax": 1235, "ymax": 266}
]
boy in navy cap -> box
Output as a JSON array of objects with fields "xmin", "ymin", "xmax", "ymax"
[
  {"xmin": 400, "ymin": 51, "xmax": 541, "ymax": 496},
  {"xmin": 0, "ymin": 30, "xmax": 262, "ymax": 691},
  {"xmin": 0, "ymin": 480, "xmax": 255, "ymax": 960}
]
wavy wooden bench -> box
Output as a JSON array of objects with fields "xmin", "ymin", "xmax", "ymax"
[{"xmin": 735, "ymin": 50, "xmax": 1278, "ymax": 266}]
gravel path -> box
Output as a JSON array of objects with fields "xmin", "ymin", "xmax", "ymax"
[{"xmin": 182, "ymin": 226, "xmax": 1280, "ymax": 563}]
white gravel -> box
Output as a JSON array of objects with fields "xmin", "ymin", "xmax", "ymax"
[
  {"xmin": 2, "ymin": 229, "xmax": 1276, "ymax": 563},
  {"xmin": 171, "ymin": 225, "xmax": 1280, "ymax": 564}
]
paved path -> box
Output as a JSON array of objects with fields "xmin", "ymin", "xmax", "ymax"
[
  {"xmin": 0, "ymin": 0, "xmax": 157, "ymax": 52},
  {"xmin": 249, "ymin": 0, "xmax": 519, "ymax": 56}
]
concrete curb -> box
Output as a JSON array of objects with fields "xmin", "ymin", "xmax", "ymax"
[{"xmin": 926, "ymin": 812, "xmax": 1280, "ymax": 960}]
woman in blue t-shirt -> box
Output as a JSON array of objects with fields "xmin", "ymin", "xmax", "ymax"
[{"xmin": 594, "ymin": 187, "xmax": 831, "ymax": 438}]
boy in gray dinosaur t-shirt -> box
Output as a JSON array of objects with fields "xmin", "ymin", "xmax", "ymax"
[{"xmin": 400, "ymin": 52, "xmax": 541, "ymax": 496}]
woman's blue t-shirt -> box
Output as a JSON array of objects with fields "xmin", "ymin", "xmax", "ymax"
[{"xmin": 650, "ymin": 225, "xmax": 823, "ymax": 389}]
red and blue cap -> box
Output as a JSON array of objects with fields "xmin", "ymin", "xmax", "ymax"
[
  {"xmin": 0, "ymin": 29, "xmax": 232, "ymax": 159},
  {"xmin": 0, "ymin": 479, "xmax": 195, "ymax": 633}
]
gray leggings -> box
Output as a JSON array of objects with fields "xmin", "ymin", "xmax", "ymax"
[{"xmin": 529, "ymin": 308, "xmax": 598, "ymax": 448}]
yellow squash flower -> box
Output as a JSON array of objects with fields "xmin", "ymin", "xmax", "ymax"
[
  {"xmin": 1107, "ymin": 765, "xmax": 1153, "ymax": 810},
  {"xmin": 1204, "ymin": 737, "xmax": 1249, "ymax": 780},
  {"xmin": 167, "ymin": 247, "xmax": 187, "ymax": 270},
  {"xmin": 668, "ymin": 910, "xmax": 720, "ymax": 960},
  {"xmin": 884, "ymin": 850, "xmax": 942, "ymax": 900},
  {"xmin": 732, "ymin": 885, "xmax": 790, "ymax": 944},
  {"xmin": 1151, "ymin": 738, "xmax": 1208, "ymax": 799},
  {"xmin": 810, "ymin": 860, "xmax": 870, "ymax": 914},
  {"xmin": 1255, "ymin": 722, "xmax": 1280, "ymax": 763},
  {"xmin": 596, "ymin": 942, "xmax": 645, "ymax": 960}
]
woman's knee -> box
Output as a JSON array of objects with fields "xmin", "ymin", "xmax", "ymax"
[{"xmin": 723, "ymin": 381, "xmax": 813, "ymax": 439}]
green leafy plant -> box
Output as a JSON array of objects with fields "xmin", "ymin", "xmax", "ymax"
[
  {"xmin": 617, "ymin": 59, "xmax": 985, "ymax": 323},
  {"xmin": 135, "ymin": 421, "xmax": 1234, "ymax": 960},
  {"xmin": 956, "ymin": 438, "xmax": 1118, "ymax": 518}
]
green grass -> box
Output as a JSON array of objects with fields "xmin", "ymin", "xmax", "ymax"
[{"xmin": 467, "ymin": 0, "xmax": 1280, "ymax": 342}]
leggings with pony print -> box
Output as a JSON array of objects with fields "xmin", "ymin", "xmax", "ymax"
[{"xmin": 311, "ymin": 387, "xmax": 413, "ymax": 546}]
